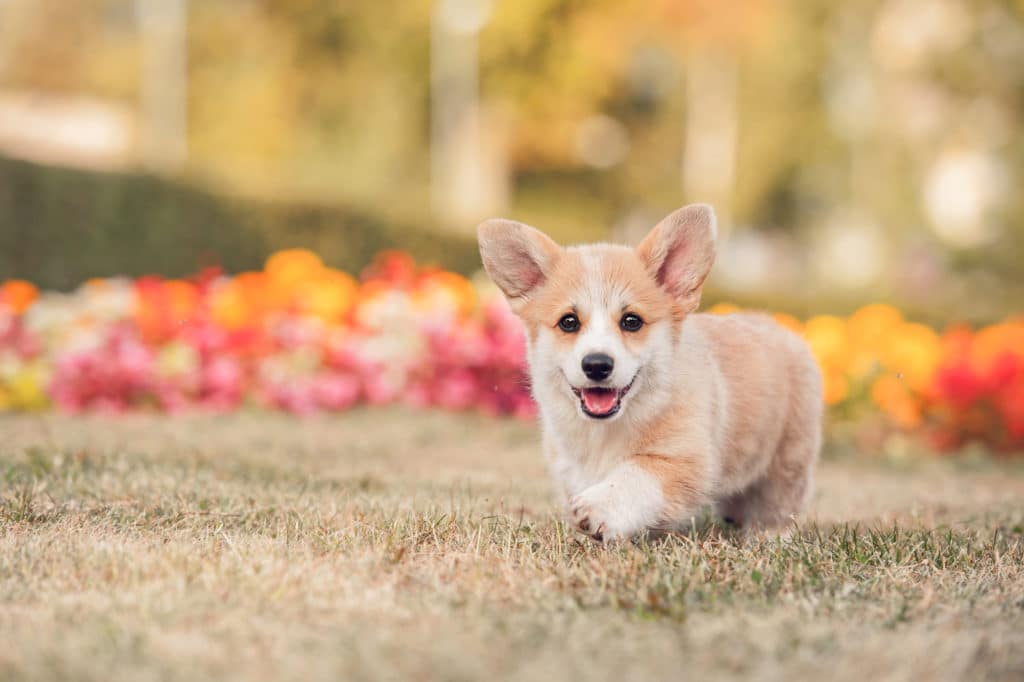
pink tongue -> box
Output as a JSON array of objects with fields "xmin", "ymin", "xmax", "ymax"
[{"xmin": 582, "ymin": 388, "xmax": 618, "ymax": 414}]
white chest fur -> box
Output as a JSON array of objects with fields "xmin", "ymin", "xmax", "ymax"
[{"xmin": 542, "ymin": 415, "xmax": 635, "ymax": 498}]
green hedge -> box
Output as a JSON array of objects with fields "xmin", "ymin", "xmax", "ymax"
[{"xmin": 0, "ymin": 157, "xmax": 481, "ymax": 290}]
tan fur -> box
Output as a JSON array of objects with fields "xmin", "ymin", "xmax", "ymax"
[
  {"xmin": 641, "ymin": 312, "xmax": 823, "ymax": 530},
  {"xmin": 631, "ymin": 453, "xmax": 706, "ymax": 525},
  {"xmin": 520, "ymin": 248, "xmax": 672, "ymax": 345},
  {"xmin": 478, "ymin": 204, "xmax": 823, "ymax": 541}
]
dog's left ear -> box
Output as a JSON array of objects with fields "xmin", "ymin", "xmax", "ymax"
[{"xmin": 637, "ymin": 204, "xmax": 717, "ymax": 312}]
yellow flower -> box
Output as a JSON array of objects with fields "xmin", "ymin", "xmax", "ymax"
[
  {"xmin": 803, "ymin": 315, "xmax": 848, "ymax": 374},
  {"xmin": 156, "ymin": 341, "xmax": 200, "ymax": 377},
  {"xmin": 8, "ymin": 364, "xmax": 49, "ymax": 410},
  {"xmin": 879, "ymin": 322, "xmax": 940, "ymax": 393},
  {"xmin": 847, "ymin": 304, "xmax": 903, "ymax": 353},
  {"xmin": 846, "ymin": 349, "xmax": 879, "ymax": 382}
]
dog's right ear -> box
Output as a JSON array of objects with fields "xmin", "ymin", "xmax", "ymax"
[{"xmin": 477, "ymin": 219, "xmax": 561, "ymax": 307}]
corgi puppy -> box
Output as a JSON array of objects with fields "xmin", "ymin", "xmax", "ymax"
[{"xmin": 478, "ymin": 204, "xmax": 822, "ymax": 541}]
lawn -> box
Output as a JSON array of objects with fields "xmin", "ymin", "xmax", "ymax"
[{"xmin": 1, "ymin": 410, "xmax": 1023, "ymax": 681}]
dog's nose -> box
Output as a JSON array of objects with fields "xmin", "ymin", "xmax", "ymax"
[{"xmin": 582, "ymin": 353, "xmax": 615, "ymax": 382}]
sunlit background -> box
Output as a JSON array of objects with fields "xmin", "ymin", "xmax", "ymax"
[
  {"xmin": 3, "ymin": 0, "xmax": 1023, "ymax": 310},
  {"xmin": 3, "ymin": 7, "xmax": 1024, "ymax": 679},
  {"xmin": 0, "ymin": 0, "xmax": 1022, "ymax": 453}
]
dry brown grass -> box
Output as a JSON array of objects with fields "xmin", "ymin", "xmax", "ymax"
[{"xmin": 1, "ymin": 410, "xmax": 1023, "ymax": 681}]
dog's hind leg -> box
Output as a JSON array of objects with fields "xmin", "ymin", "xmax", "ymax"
[
  {"xmin": 716, "ymin": 399, "xmax": 822, "ymax": 533},
  {"xmin": 716, "ymin": 461, "xmax": 811, "ymax": 534}
]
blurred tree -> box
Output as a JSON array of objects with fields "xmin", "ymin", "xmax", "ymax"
[
  {"xmin": 0, "ymin": 0, "xmax": 137, "ymax": 99},
  {"xmin": 0, "ymin": 0, "xmax": 1021, "ymax": 316}
]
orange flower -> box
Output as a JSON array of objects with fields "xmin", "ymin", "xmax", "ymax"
[
  {"xmin": 166, "ymin": 280, "xmax": 199, "ymax": 320},
  {"xmin": 413, "ymin": 271, "xmax": 478, "ymax": 317},
  {"xmin": 938, "ymin": 325, "xmax": 973, "ymax": 364},
  {"xmin": 263, "ymin": 249, "xmax": 328, "ymax": 313},
  {"xmin": 265, "ymin": 249, "xmax": 325, "ymax": 287},
  {"xmin": 210, "ymin": 272, "xmax": 270, "ymax": 330},
  {"xmin": 0, "ymin": 280, "xmax": 39, "ymax": 314},
  {"xmin": 708, "ymin": 302, "xmax": 742, "ymax": 315},
  {"xmin": 361, "ymin": 250, "xmax": 418, "ymax": 286},
  {"xmin": 822, "ymin": 367, "xmax": 849, "ymax": 406},
  {"xmin": 772, "ymin": 312, "xmax": 803, "ymax": 334},
  {"xmin": 871, "ymin": 373, "xmax": 921, "ymax": 428},
  {"xmin": 292, "ymin": 269, "xmax": 359, "ymax": 323},
  {"xmin": 135, "ymin": 278, "xmax": 201, "ymax": 343},
  {"xmin": 969, "ymin": 321, "xmax": 1024, "ymax": 376}
]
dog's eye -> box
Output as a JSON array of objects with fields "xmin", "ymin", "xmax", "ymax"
[
  {"xmin": 620, "ymin": 313, "xmax": 644, "ymax": 332},
  {"xmin": 557, "ymin": 314, "xmax": 580, "ymax": 333}
]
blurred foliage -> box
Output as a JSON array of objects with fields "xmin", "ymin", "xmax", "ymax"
[
  {"xmin": 1, "ymin": 2, "xmax": 1018, "ymax": 215},
  {"xmin": 0, "ymin": 157, "xmax": 479, "ymax": 289},
  {"xmin": 0, "ymin": 0, "xmax": 1022, "ymax": 316}
]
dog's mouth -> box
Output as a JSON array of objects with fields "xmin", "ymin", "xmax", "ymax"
[{"xmin": 570, "ymin": 375, "xmax": 636, "ymax": 420}]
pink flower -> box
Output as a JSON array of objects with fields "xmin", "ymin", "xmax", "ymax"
[
  {"xmin": 267, "ymin": 382, "xmax": 318, "ymax": 415},
  {"xmin": 363, "ymin": 369, "xmax": 404, "ymax": 405},
  {"xmin": 313, "ymin": 372, "xmax": 360, "ymax": 411},
  {"xmin": 202, "ymin": 356, "xmax": 244, "ymax": 404},
  {"xmin": 433, "ymin": 368, "xmax": 479, "ymax": 410}
]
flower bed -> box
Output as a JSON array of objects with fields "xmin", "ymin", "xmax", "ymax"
[
  {"xmin": 707, "ymin": 303, "xmax": 1024, "ymax": 454},
  {"xmin": 1, "ymin": 251, "xmax": 1021, "ymax": 453}
]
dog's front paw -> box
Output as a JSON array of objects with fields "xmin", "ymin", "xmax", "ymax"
[
  {"xmin": 569, "ymin": 491, "xmax": 607, "ymax": 542},
  {"xmin": 569, "ymin": 482, "xmax": 641, "ymax": 542}
]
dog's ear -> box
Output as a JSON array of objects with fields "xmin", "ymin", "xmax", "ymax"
[
  {"xmin": 637, "ymin": 204, "xmax": 716, "ymax": 312},
  {"xmin": 477, "ymin": 219, "xmax": 561, "ymax": 307}
]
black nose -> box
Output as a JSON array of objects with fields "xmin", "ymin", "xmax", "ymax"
[{"xmin": 582, "ymin": 353, "xmax": 614, "ymax": 381}]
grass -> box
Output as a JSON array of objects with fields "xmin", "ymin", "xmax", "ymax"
[{"xmin": 1, "ymin": 409, "xmax": 1023, "ymax": 681}]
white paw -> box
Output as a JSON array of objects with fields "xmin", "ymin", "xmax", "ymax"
[{"xmin": 569, "ymin": 481, "xmax": 647, "ymax": 542}]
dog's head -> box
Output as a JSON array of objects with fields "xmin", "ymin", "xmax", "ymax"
[{"xmin": 478, "ymin": 204, "xmax": 716, "ymax": 422}]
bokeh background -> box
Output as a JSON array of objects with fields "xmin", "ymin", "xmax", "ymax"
[{"xmin": 0, "ymin": 0, "xmax": 1022, "ymax": 455}]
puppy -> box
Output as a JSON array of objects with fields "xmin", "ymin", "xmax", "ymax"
[{"xmin": 477, "ymin": 204, "xmax": 822, "ymax": 541}]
